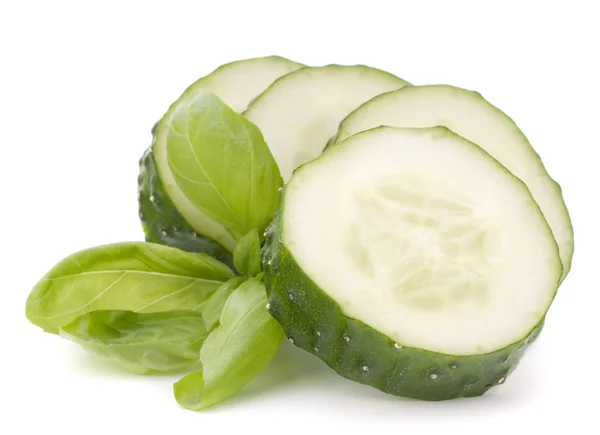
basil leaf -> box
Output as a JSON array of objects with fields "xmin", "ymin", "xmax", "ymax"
[
  {"xmin": 173, "ymin": 279, "xmax": 284, "ymax": 410},
  {"xmin": 201, "ymin": 276, "xmax": 247, "ymax": 331},
  {"xmin": 233, "ymin": 229, "xmax": 261, "ymax": 277},
  {"xmin": 26, "ymin": 242, "xmax": 234, "ymax": 333},
  {"xmin": 59, "ymin": 310, "xmax": 207, "ymax": 374},
  {"xmin": 138, "ymin": 146, "xmax": 234, "ymax": 268},
  {"xmin": 153, "ymin": 92, "xmax": 283, "ymax": 251}
]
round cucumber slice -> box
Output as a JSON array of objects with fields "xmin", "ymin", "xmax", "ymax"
[
  {"xmin": 244, "ymin": 65, "xmax": 409, "ymax": 181},
  {"xmin": 332, "ymin": 85, "xmax": 573, "ymax": 282},
  {"xmin": 262, "ymin": 127, "xmax": 561, "ymax": 400},
  {"xmin": 139, "ymin": 56, "xmax": 304, "ymax": 255}
]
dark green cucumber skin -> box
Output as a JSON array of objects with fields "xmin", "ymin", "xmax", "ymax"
[
  {"xmin": 262, "ymin": 208, "xmax": 543, "ymax": 401},
  {"xmin": 138, "ymin": 141, "xmax": 234, "ymax": 270}
]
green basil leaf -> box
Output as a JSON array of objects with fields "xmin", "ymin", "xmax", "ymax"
[
  {"xmin": 202, "ymin": 276, "xmax": 247, "ymax": 331},
  {"xmin": 138, "ymin": 146, "xmax": 235, "ymax": 268},
  {"xmin": 153, "ymin": 92, "xmax": 283, "ymax": 251},
  {"xmin": 26, "ymin": 242, "xmax": 234, "ymax": 333},
  {"xmin": 59, "ymin": 310, "xmax": 207, "ymax": 374},
  {"xmin": 173, "ymin": 279, "xmax": 284, "ymax": 410},
  {"xmin": 233, "ymin": 229, "xmax": 261, "ymax": 277}
]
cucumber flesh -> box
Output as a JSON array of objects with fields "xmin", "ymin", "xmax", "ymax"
[
  {"xmin": 244, "ymin": 65, "xmax": 409, "ymax": 181},
  {"xmin": 333, "ymin": 85, "xmax": 573, "ymax": 282},
  {"xmin": 139, "ymin": 56, "xmax": 303, "ymax": 253},
  {"xmin": 263, "ymin": 127, "xmax": 561, "ymax": 399}
]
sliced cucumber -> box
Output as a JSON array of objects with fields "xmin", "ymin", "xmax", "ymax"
[
  {"xmin": 332, "ymin": 85, "xmax": 573, "ymax": 282},
  {"xmin": 139, "ymin": 56, "xmax": 303, "ymax": 256},
  {"xmin": 262, "ymin": 127, "xmax": 561, "ymax": 400},
  {"xmin": 244, "ymin": 65, "xmax": 409, "ymax": 181}
]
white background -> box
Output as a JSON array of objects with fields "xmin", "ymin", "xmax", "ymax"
[{"xmin": 1, "ymin": 1, "xmax": 598, "ymax": 433}]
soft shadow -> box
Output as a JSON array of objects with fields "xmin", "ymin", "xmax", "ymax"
[
  {"xmin": 65, "ymin": 344, "xmax": 200, "ymax": 379},
  {"xmin": 217, "ymin": 341, "xmax": 334, "ymax": 406},
  {"xmin": 65, "ymin": 345, "xmax": 131, "ymax": 378},
  {"xmin": 66, "ymin": 328, "xmax": 545, "ymax": 417},
  {"xmin": 221, "ymin": 338, "xmax": 543, "ymax": 415}
]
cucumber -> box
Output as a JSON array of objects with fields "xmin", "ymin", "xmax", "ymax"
[
  {"xmin": 244, "ymin": 65, "xmax": 409, "ymax": 181},
  {"xmin": 262, "ymin": 127, "xmax": 561, "ymax": 400},
  {"xmin": 138, "ymin": 56, "xmax": 303, "ymax": 258},
  {"xmin": 332, "ymin": 85, "xmax": 573, "ymax": 282}
]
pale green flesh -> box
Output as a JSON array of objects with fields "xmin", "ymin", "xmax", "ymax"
[
  {"xmin": 153, "ymin": 56, "xmax": 303, "ymax": 251},
  {"xmin": 285, "ymin": 127, "xmax": 561, "ymax": 355},
  {"xmin": 335, "ymin": 85, "xmax": 573, "ymax": 282},
  {"xmin": 245, "ymin": 65, "xmax": 410, "ymax": 181},
  {"xmin": 347, "ymin": 175, "xmax": 500, "ymax": 313}
]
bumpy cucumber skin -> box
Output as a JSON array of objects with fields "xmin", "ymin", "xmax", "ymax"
[
  {"xmin": 262, "ymin": 209, "xmax": 544, "ymax": 401},
  {"xmin": 138, "ymin": 142, "xmax": 234, "ymax": 269}
]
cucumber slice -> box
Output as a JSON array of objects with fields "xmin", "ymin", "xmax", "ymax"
[
  {"xmin": 262, "ymin": 127, "xmax": 561, "ymax": 400},
  {"xmin": 244, "ymin": 65, "xmax": 409, "ymax": 181},
  {"xmin": 332, "ymin": 85, "xmax": 573, "ymax": 282},
  {"xmin": 139, "ymin": 56, "xmax": 303, "ymax": 256}
]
